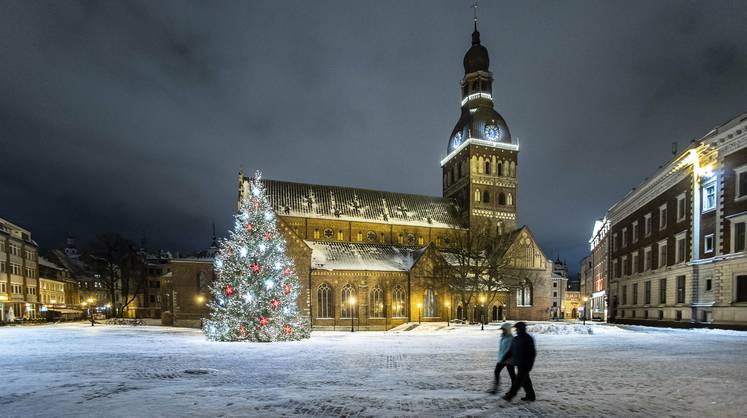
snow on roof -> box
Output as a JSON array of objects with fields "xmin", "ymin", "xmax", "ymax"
[
  {"xmin": 307, "ymin": 241, "xmax": 427, "ymax": 272},
  {"xmin": 259, "ymin": 179, "xmax": 459, "ymax": 228},
  {"xmin": 38, "ymin": 256, "xmax": 64, "ymax": 270}
]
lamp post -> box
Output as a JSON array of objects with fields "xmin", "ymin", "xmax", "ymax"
[
  {"xmin": 480, "ymin": 295, "xmax": 486, "ymax": 331},
  {"xmin": 349, "ymin": 296, "xmax": 356, "ymax": 332},
  {"xmin": 87, "ymin": 297, "xmax": 95, "ymax": 326},
  {"xmin": 445, "ymin": 301, "xmax": 451, "ymax": 327},
  {"xmin": 417, "ymin": 302, "xmax": 422, "ymax": 324},
  {"xmin": 582, "ymin": 296, "xmax": 589, "ymax": 326}
]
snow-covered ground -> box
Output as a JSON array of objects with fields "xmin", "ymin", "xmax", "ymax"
[{"xmin": 1, "ymin": 322, "xmax": 745, "ymax": 417}]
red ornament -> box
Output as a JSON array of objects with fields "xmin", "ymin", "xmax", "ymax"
[
  {"xmin": 259, "ymin": 316, "xmax": 269, "ymax": 327},
  {"xmin": 283, "ymin": 267, "xmax": 291, "ymax": 277},
  {"xmin": 247, "ymin": 223, "xmax": 253, "ymax": 233},
  {"xmin": 227, "ymin": 248, "xmax": 233, "ymax": 257},
  {"xmin": 251, "ymin": 263, "xmax": 261, "ymax": 274},
  {"xmin": 239, "ymin": 323, "xmax": 247, "ymax": 336},
  {"xmin": 283, "ymin": 324, "xmax": 292, "ymax": 335},
  {"xmin": 254, "ymin": 200, "xmax": 260, "ymax": 209},
  {"xmin": 271, "ymin": 298, "xmax": 281, "ymax": 310},
  {"xmin": 225, "ymin": 284, "xmax": 234, "ymax": 296},
  {"xmin": 263, "ymin": 231, "xmax": 272, "ymax": 241},
  {"xmin": 283, "ymin": 283, "xmax": 291, "ymax": 295}
]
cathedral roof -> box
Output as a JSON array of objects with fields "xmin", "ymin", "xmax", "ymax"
[
  {"xmin": 260, "ymin": 179, "xmax": 460, "ymax": 228},
  {"xmin": 307, "ymin": 241, "xmax": 428, "ymax": 271}
]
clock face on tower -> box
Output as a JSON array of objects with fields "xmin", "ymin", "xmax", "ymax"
[
  {"xmin": 451, "ymin": 131, "xmax": 463, "ymax": 151},
  {"xmin": 484, "ymin": 124, "xmax": 502, "ymax": 141}
]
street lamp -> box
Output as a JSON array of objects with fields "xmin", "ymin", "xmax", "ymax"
[
  {"xmin": 480, "ymin": 295, "xmax": 486, "ymax": 331},
  {"xmin": 582, "ymin": 296, "xmax": 589, "ymax": 326},
  {"xmin": 445, "ymin": 301, "xmax": 451, "ymax": 327},
  {"xmin": 196, "ymin": 295, "xmax": 205, "ymax": 305},
  {"xmin": 86, "ymin": 297, "xmax": 95, "ymax": 326},
  {"xmin": 348, "ymin": 296, "xmax": 356, "ymax": 332},
  {"xmin": 417, "ymin": 302, "xmax": 422, "ymax": 324}
]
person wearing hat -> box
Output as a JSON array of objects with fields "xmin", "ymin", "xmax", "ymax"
[
  {"xmin": 487, "ymin": 322, "xmax": 516, "ymax": 394},
  {"xmin": 499, "ymin": 321, "xmax": 536, "ymax": 401}
]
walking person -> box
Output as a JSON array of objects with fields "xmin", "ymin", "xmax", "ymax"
[
  {"xmin": 487, "ymin": 322, "xmax": 515, "ymax": 394},
  {"xmin": 500, "ymin": 321, "xmax": 536, "ymax": 402}
]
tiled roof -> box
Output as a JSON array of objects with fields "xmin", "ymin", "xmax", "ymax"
[
  {"xmin": 259, "ymin": 179, "xmax": 459, "ymax": 228},
  {"xmin": 306, "ymin": 241, "xmax": 427, "ymax": 272}
]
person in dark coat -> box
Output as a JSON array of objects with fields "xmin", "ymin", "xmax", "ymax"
[{"xmin": 499, "ymin": 321, "xmax": 536, "ymax": 401}]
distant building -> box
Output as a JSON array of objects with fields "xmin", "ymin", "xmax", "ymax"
[
  {"xmin": 589, "ymin": 217, "xmax": 609, "ymax": 321},
  {"xmin": 608, "ymin": 112, "xmax": 747, "ymax": 328},
  {"xmin": 551, "ymin": 258, "xmax": 568, "ymax": 319},
  {"xmin": 0, "ymin": 217, "xmax": 39, "ymax": 321},
  {"xmin": 579, "ymin": 254, "xmax": 593, "ymax": 320},
  {"xmin": 38, "ymin": 256, "xmax": 82, "ymax": 320}
]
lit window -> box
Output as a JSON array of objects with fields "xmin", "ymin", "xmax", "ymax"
[
  {"xmin": 317, "ymin": 283, "xmax": 333, "ymax": 319},
  {"xmin": 702, "ymin": 180, "xmax": 716, "ymax": 212},
  {"xmin": 369, "ymin": 287, "xmax": 384, "ymax": 318},
  {"xmin": 392, "ymin": 287, "xmax": 406, "ymax": 317}
]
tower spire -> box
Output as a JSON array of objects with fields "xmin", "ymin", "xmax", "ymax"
[{"xmin": 472, "ymin": 0, "xmax": 479, "ymax": 32}]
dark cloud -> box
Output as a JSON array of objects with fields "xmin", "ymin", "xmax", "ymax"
[{"xmin": 1, "ymin": 0, "xmax": 745, "ymax": 271}]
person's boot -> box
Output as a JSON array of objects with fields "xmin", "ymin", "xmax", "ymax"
[
  {"xmin": 486, "ymin": 381, "xmax": 498, "ymax": 394},
  {"xmin": 520, "ymin": 396, "xmax": 536, "ymax": 401}
]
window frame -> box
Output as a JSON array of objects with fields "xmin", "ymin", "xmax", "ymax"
[
  {"xmin": 675, "ymin": 231, "xmax": 687, "ymax": 264},
  {"xmin": 676, "ymin": 275, "xmax": 686, "ymax": 304},
  {"xmin": 702, "ymin": 178, "xmax": 717, "ymax": 213},
  {"xmin": 644, "ymin": 213, "xmax": 652, "ymax": 237},
  {"xmin": 659, "ymin": 203, "xmax": 668, "ymax": 231},
  {"xmin": 704, "ymin": 233, "xmax": 715, "ymax": 254},
  {"xmin": 644, "ymin": 246, "xmax": 653, "ymax": 271},
  {"xmin": 658, "ymin": 240, "xmax": 668, "ymax": 269},
  {"xmin": 632, "ymin": 221, "xmax": 639, "ymax": 243},
  {"xmin": 735, "ymin": 164, "xmax": 747, "ymax": 202},
  {"xmin": 676, "ymin": 193, "xmax": 686, "ymax": 222}
]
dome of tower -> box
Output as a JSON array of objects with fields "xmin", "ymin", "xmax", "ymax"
[
  {"xmin": 463, "ymin": 30, "xmax": 489, "ymax": 73},
  {"xmin": 448, "ymin": 107, "xmax": 512, "ymax": 153}
]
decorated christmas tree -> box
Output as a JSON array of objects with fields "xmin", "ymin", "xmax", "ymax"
[{"xmin": 203, "ymin": 172, "xmax": 310, "ymax": 342}]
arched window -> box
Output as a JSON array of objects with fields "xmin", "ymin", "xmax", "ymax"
[
  {"xmin": 337, "ymin": 230, "xmax": 344, "ymax": 240},
  {"xmin": 423, "ymin": 288, "xmax": 438, "ymax": 317},
  {"xmin": 392, "ymin": 286, "xmax": 406, "ymax": 317},
  {"xmin": 492, "ymin": 305, "xmax": 499, "ymax": 321},
  {"xmin": 497, "ymin": 163, "xmax": 503, "ymax": 176},
  {"xmin": 496, "ymin": 222, "xmax": 504, "ymax": 235},
  {"xmin": 483, "ymin": 190, "xmax": 490, "ymax": 203},
  {"xmin": 474, "ymin": 189, "xmax": 481, "ymax": 202},
  {"xmin": 341, "ymin": 284, "xmax": 356, "ymax": 318},
  {"xmin": 317, "ymin": 283, "xmax": 333, "ymax": 319},
  {"xmin": 516, "ymin": 281, "xmax": 533, "ymax": 307},
  {"xmin": 507, "ymin": 193, "xmax": 513, "ymax": 206},
  {"xmin": 370, "ymin": 287, "xmax": 384, "ymax": 318},
  {"xmin": 498, "ymin": 193, "xmax": 506, "ymax": 205},
  {"xmin": 456, "ymin": 305, "xmax": 464, "ymax": 320},
  {"xmin": 510, "ymin": 161, "xmax": 516, "ymax": 177},
  {"xmin": 457, "ymin": 161, "xmax": 462, "ymax": 178},
  {"xmin": 356, "ymin": 231, "xmax": 362, "ymax": 242},
  {"xmin": 484, "ymin": 161, "xmax": 491, "ymax": 174}
]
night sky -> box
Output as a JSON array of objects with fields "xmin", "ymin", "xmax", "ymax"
[{"xmin": 1, "ymin": 1, "xmax": 746, "ymax": 273}]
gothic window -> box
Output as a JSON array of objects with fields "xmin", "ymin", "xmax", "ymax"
[
  {"xmin": 474, "ymin": 189, "xmax": 481, "ymax": 202},
  {"xmin": 314, "ymin": 229, "xmax": 320, "ymax": 239},
  {"xmin": 485, "ymin": 161, "xmax": 491, "ymax": 174},
  {"xmin": 317, "ymin": 283, "xmax": 333, "ymax": 319},
  {"xmin": 423, "ymin": 288, "xmax": 439, "ymax": 317},
  {"xmin": 370, "ymin": 287, "xmax": 384, "ymax": 318},
  {"xmin": 507, "ymin": 193, "xmax": 513, "ymax": 206},
  {"xmin": 392, "ymin": 286, "xmax": 406, "ymax": 317},
  {"xmin": 497, "ymin": 163, "xmax": 503, "ymax": 176},
  {"xmin": 337, "ymin": 230, "xmax": 344, "ymax": 240},
  {"xmin": 516, "ymin": 281, "xmax": 533, "ymax": 306},
  {"xmin": 510, "ymin": 161, "xmax": 516, "ymax": 177},
  {"xmin": 341, "ymin": 284, "xmax": 356, "ymax": 319},
  {"xmin": 457, "ymin": 161, "xmax": 463, "ymax": 178},
  {"xmin": 356, "ymin": 231, "xmax": 362, "ymax": 242},
  {"xmin": 498, "ymin": 192, "xmax": 506, "ymax": 205},
  {"xmin": 482, "ymin": 190, "xmax": 490, "ymax": 203}
]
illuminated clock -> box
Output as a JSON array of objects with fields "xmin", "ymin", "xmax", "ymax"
[
  {"xmin": 485, "ymin": 124, "xmax": 501, "ymax": 141},
  {"xmin": 451, "ymin": 131, "xmax": 463, "ymax": 151}
]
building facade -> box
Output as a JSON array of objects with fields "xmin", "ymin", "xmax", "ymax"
[
  {"xmin": 589, "ymin": 217, "xmax": 609, "ymax": 321},
  {"xmin": 0, "ymin": 217, "xmax": 39, "ymax": 321},
  {"xmin": 608, "ymin": 113, "xmax": 747, "ymax": 328}
]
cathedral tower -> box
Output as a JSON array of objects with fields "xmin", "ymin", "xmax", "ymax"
[{"xmin": 441, "ymin": 18, "xmax": 518, "ymax": 234}]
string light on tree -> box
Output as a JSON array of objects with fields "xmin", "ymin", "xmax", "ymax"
[{"xmin": 203, "ymin": 171, "xmax": 310, "ymax": 342}]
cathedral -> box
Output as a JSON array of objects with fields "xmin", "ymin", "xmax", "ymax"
[{"xmin": 238, "ymin": 21, "xmax": 553, "ymax": 330}]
